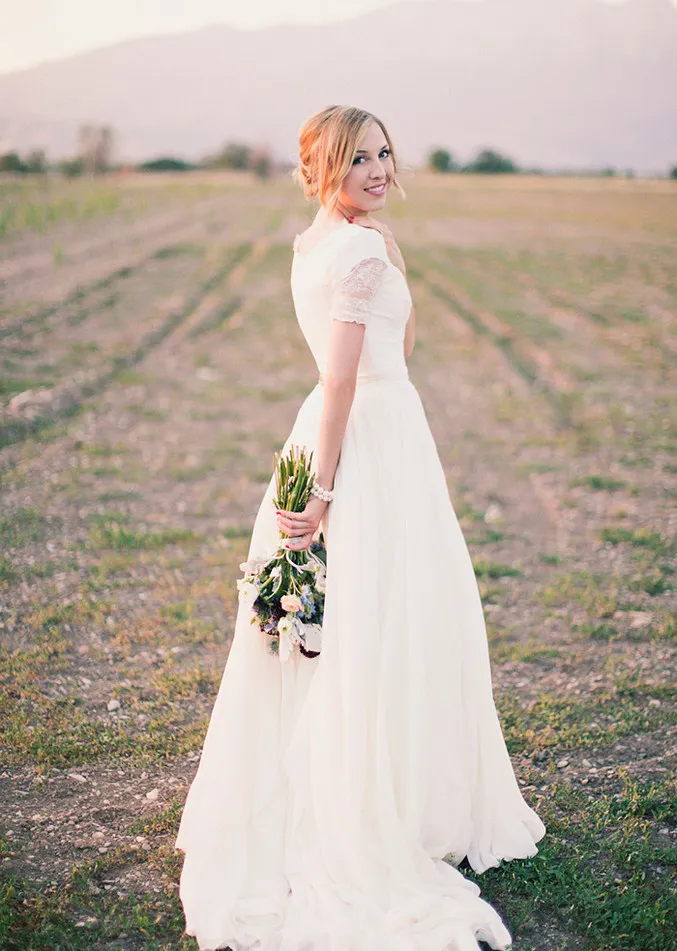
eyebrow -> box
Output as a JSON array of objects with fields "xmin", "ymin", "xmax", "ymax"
[{"xmin": 356, "ymin": 143, "xmax": 389, "ymax": 153}]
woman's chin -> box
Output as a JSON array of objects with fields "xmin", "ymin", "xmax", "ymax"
[{"xmin": 354, "ymin": 195, "xmax": 387, "ymax": 212}]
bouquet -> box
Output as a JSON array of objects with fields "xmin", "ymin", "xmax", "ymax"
[{"xmin": 237, "ymin": 445, "xmax": 327, "ymax": 662}]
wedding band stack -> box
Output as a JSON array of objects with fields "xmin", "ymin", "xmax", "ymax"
[{"xmin": 310, "ymin": 480, "xmax": 334, "ymax": 503}]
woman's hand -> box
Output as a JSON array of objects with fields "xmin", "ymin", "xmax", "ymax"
[{"xmin": 275, "ymin": 496, "xmax": 328, "ymax": 551}]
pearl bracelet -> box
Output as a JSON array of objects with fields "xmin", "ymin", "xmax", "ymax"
[{"xmin": 310, "ymin": 480, "xmax": 334, "ymax": 503}]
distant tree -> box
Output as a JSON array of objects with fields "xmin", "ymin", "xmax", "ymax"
[
  {"xmin": 78, "ymin": 125, "xmax": 97, "ymax": 175},
  {"xmin": 59, "ymin": 157, "xmax": 85, "ymax": 178},
  {"xmin": 465, "ymin": 148, "xmax": 518, "ymax": 174},
  {"xmin": 599, "ymin": 167, "xmax": 617, "ymax": 177},
  {"xmin": 95, "ymin": 126, "xmax": 114, "ymax": 173},
  {"xmin": 427, "ymin": 148, "xmax": 456, "ymax": 173},
  {"xmin": 206, "ymin": 142, "xmax": 252, "ymax": 170},
  {"xmin": 670, "ymin": 165, "xmax": 677, "ymax": 180},
  {"xmin": 139, "ymin": 157, "xmax": 195, "ymax": 172},
  {"xmin": 78, "ymin": 124, "xmax": 114, "ymax": 174},
  {"xmin": 249, "ymin": 146, "xmax": 272, "ymax": 179},
  {"xmin": 0, "ymin": 152, "xmax": 28, "ymax": 174},
  {"xmin": 25, "ymin": 149, "xmax": 47, "ymax": 174}
]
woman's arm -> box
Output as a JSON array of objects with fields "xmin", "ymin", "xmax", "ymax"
[
  {"xmin": 277, "ymin": 241, "xmax": 388, "ymax": 551},
  {"xmin": 276, "ymin": 322, "xmax": 363, "ymax": 550},
  {"xmin": 315, "ymin": 320, "xmax": 364, "ymax": 490}
]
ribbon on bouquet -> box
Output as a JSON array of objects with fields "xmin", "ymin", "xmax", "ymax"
[
  {"xmin": 284, "ymin": 545, "xmax": 325, "ymax": 572},
  {"xmin": 242, "ymin": 532, "xmax": 324, "ymax": 577},
  {"xmin": 269, "ymin": 546, "xmax": 324, "ymax": 598}
]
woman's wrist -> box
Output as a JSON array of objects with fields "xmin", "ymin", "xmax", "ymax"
[{"xmin": 310, "ymin": 480, "xmax": 334, "ymax": 503}]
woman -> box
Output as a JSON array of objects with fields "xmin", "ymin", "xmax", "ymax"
[{"xmin": 175, "ymin": 104, "xmax": 546, "ymax": 951}]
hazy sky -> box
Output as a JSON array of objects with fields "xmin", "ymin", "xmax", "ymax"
[{"xmin": 0, "ymin": 0, "xmax": 672, "ymax": 75}]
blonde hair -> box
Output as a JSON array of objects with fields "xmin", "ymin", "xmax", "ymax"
[{"xmin": 292, "ymin": 105, "xmax": 406, "ymax": 213}]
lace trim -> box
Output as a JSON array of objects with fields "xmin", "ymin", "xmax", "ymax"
[{"xmin": 330, "ymin": 257, "xmax": 388, "ymax": 325}]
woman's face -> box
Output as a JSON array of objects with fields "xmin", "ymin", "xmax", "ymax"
[{"xmin": 338, "ymin": 120, "xmax": 394, "ymax": 214}]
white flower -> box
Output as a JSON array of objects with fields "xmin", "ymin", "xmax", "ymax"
[
  {"xmin": 239, "ymin": 555, "xmax": 266, "ymax": 574},
  {"xmin": 236, "ymin": 579, "xmax": 259, "ymax": 603},
  {"xmin": 277, "ymin": 614, "xmax": 301, "ymax": 663},
  {"xmin": 315, "ymin": 571, "xmax": 326, "ymax": 593},
  {"xmin": 277, "ymin": 615, "xmax": 294, "ymax": 636}
]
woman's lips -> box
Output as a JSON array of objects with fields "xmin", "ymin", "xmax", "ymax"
[{"xmin": 365, "ymin": 183, "xmax": 386, "ymax": 195}]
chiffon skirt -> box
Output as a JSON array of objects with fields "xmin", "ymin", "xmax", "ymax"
[{"xmin": 175, "ymin": 372, "xmax": 546, "ymax": 951}]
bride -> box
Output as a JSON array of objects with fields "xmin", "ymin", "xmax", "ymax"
[{"xmin": 175, "ymin": 104, "xmax": 546, "ymax": 951}]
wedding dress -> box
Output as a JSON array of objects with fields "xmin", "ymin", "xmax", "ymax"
[{"xmin": 175, "ymin": 217, "xmax": 546, "ymax": 951}]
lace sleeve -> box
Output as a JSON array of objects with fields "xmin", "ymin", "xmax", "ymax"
[{"xmin": 329, "ymin": 256, "xmax": 388, "ymax": 325}]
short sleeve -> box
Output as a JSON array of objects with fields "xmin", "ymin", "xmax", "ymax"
[{"xmin": 328, "ymin": 227, "xmax": 389, "ymax": 325}]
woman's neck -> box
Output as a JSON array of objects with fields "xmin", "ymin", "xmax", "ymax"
[{"xmin": 318, "ymin": 202, "xmax": 369, "ymax": 225}]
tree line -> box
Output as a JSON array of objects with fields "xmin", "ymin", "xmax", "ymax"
[
  {"xmin": 1, "ymin": 127, "xmax": 676, "ymax": 180},
  {"xmin": 0, "ymin": 125, "xmax": 114, "ymax": 178},
  {"xmin": 0, "ymin": 125, "xmax": 274, "ymax": 179},
  {"xmin": 427, "ymin": 146, "xmax": 677, "ymax": 180},
  {"xmin": 428, "ymin": 148, "xmax": 518, "ymax": 174}
]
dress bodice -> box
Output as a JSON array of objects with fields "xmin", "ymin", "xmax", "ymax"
[{"xmin": 290, "ymin": 220, "xmax": 413, "ymax": 383}]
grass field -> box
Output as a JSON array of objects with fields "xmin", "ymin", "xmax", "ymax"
[{"xmin": 0, "ymin": 170, "xmax": 676, "ymax": 951}]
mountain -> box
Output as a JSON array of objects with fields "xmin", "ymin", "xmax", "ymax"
[{"xmin": 0, "ymin": 0, "xmax": 675, "ymax": 173}]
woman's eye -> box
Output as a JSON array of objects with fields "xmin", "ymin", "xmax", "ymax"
[{"xmin": 353, "ymin": 149, "xmax": 391, "ymax": 165}]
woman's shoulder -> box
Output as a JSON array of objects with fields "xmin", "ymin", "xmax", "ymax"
[
  {"xmin": 329, "ymin": 223, "xmax": 389, "ymax": 282},
  {"xmin": 339, "ymin": 221, "xmax": 388, "ymax": 251}
]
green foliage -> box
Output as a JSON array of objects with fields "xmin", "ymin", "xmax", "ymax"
[
  {"xmin": 87, "ymin": 511, "xmax": 198, "ymax": 550},
  {"xmin": 464, "ymin": 148, "xmax": 519, "ymax": 174},
  {"xmin": 0, "ymin": 152, "xmax": 28, "ymax": 174},
  {"xmin": 205, "ymin": 141, "xmax": 252, "ymax": 170},
  {"xmin": 0, "ymin": 149, "xmax": 46, "ymax": 175},
  {"xmin": 202, "ymin": 141, "xmax": 273, "ymax": 176},
  {"xmin": 139, "ymin": 157, "xmax": 196, "ymax": 172},
  {"xmin": 58, "ymin": 157, "xmax": 85, "ymax": 178},
  {"xmin": 251, "ymin": 152, "xmax": 272, "ymax": 179},
  {"xmin": 428, "ymin": 148, "xmax": 457, "ymax": 173},
  {"xmin": 0, "ymin": 506, "xmax": 46, "ymax": 546},
  {"xmin": 576, "ymin": 474, "xmax": 628, "ymax": 492},
  {"xmin": 24, "ymin": 149, "xmax": 47, "ymax": 174},
  {"xmin": 600, "ymin": 527, "xmax": 669, "ymax": 551},
  {"xmin": 477, "ymin": 775, "xmax": 677, "ymax": 951},
  {"xmin": 273, "ymin": 443, "xmax": 316, "ymax": 514},
  {"xmin": 473, "ymin": 558, "xmax": 522, "ymax": 579},
  {"xmin": 0, "ymin": 850, "xmax": 192, "ymax": 950}
]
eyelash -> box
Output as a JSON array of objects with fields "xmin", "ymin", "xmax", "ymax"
[{"xmin": 353, "ymin": 148, "xmax": 391, "ymax": 165}]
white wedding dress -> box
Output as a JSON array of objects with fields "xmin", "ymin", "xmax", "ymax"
[{"xmin": 175, "ymin": 218, "xmax": 546, "ymax": 951}]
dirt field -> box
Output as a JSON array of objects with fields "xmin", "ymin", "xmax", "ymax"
[{"xmin": 1, "ymin": 170, "xmax": 675, "ymax": 951}]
